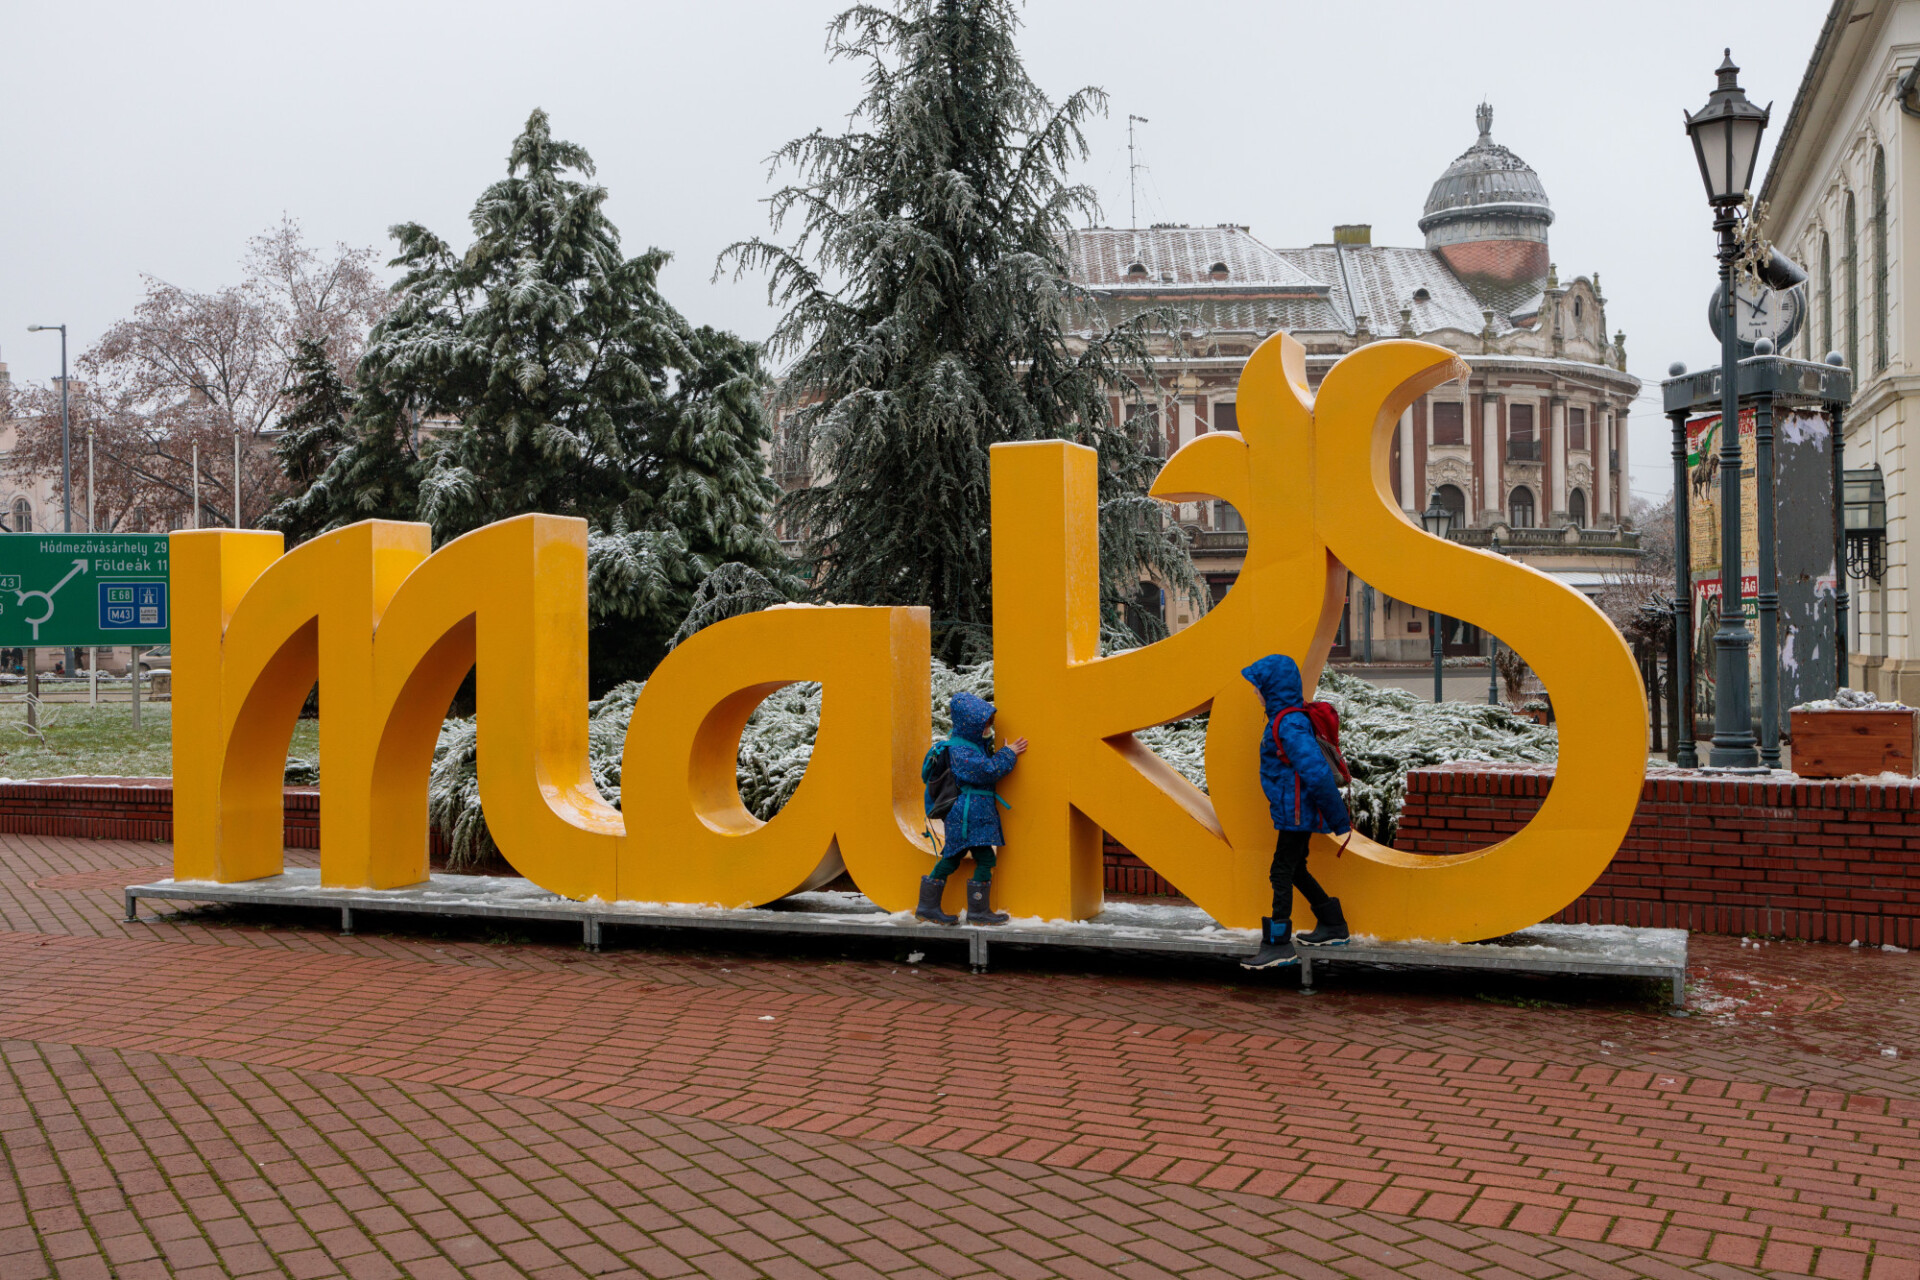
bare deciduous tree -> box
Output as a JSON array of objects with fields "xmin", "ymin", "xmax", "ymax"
[{"xmin": 3, "ymin": 219, "xmax": 386, "ymax": 532}]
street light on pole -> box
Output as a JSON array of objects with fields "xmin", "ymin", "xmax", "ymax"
[
  {"xmin": 1684, "ymin": 49, "xmax": 1770, "ymax": 769},
  {"xmin": 1420, "ymin": 496, "xmax": 1456, "ymax": 703},
  {"xmin": 26, "ymin": 324, "xmax": 73, "ymax": 678}
]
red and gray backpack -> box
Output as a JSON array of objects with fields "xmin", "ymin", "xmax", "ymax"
[
  {"xmin": 1270, "ymin": 701, "xmax": 1351, "ymax": 785},
  {"xmin": 1271, "ymin": 702, "xmax": 1353, "ymax": 845}
]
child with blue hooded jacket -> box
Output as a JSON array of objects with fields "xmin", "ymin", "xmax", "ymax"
[
  {"xmin": 916, "ymin": 691, "xmax": 1028, "ymax": 926},
  {"xmin": 1241, "ymin": 654, "xmax": 1353, "ymax": 969}
]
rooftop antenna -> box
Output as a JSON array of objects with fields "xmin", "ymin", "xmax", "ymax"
[{"xmin": 1128, "ymin": 114, "xmax": 1150, "ymax": 228}]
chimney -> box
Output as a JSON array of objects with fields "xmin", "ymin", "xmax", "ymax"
[{"xmin": 1334, "ymin": 224, "xmax": 1372, "ymax": 245}]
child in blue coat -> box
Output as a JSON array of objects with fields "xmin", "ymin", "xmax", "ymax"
[
  {"xmin": 916, "ymin": 691, "xmax": 1028, "ymax": 926},
  {"xmin": 1240, "ymin": 654, "xmax": 1353, "ymax": 969}
]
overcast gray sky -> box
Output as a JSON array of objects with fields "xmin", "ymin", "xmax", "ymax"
[{"xmin": 1, "ymin": 0, "xmax": 1831, "ymax": 505}]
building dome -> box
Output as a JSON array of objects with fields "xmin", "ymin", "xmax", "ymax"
[{"xmin": 1419, "ymin": 104, "xmax": 1553, "ymax": 293}]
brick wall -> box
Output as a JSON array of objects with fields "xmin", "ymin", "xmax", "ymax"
[
  {"xmin": 1396, "ymin": 762, "xmax": 1920, "ymax": 946},
  {"xmin": 0, "ymin": 778, "xmax": 320, "ymax": 847}
]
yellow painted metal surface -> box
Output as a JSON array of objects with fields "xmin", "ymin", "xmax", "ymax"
[
  {"xmin": 991, "ymin": 334, "xmax": 1643, "ymax": 936},
  {"xmin": 171, "ymin": 335, "xmax": 1643, "ymax": 938}
]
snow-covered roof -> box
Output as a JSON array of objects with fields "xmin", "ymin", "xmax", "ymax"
[
  {"xmin": 1278, "ymin": 244, "xmax": 1519, "ymax": 337},
  {"xmin": 1070, "ymin": 226, "xmax": 1326, "ymax": 292},
  {"xmin": 1069, "ymin": 226, "xmax": 1533, "ymax": 339}
]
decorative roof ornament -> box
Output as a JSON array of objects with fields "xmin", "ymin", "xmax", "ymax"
[{"xmin": 1476, "ymin": 101, "xmax": 1493, "ymax": 139}]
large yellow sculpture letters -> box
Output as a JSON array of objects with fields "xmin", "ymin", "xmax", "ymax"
[{"xmin": 173, "ymin": 337, "xmax": 1644, "ymax": 939}]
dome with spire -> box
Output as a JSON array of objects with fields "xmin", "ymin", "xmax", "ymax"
[
  {"xmin": 1418, "ymin": 104, "xmax": 1553, "ymax": 300},
  {"xmin": 1420, "ymin": 104, "xmax": 1553, "ymax": 227}
]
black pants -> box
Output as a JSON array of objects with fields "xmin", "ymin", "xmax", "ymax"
[{"xmin": 1269, "ymin": 830, "xmax": 1331, "ymax": 922}]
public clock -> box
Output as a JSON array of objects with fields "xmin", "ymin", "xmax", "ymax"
[{"xmin": 1707, "ymin": 278, "xmax": 1807, "ymax": 354}]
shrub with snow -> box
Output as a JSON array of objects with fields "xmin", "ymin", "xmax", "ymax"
[{"xmin": 425, "ymin": 662, "xmax": 1558, "ymax": 869}]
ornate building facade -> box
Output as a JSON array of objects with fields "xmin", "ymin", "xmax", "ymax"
[
  {"xmin": 1760, "ymin": 0, "xmax": 1920, "ymax": 700},
  {"xmin": 1075, "ymin": 106, "xmax": 1643, "ymax": 658}
]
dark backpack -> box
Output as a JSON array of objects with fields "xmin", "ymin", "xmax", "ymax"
[
  {"xmin": 922, "ymin": 741, "xmax": 961, "ymax": 819},
  {"xmin": 1271, "ymin": 701, "xmax": 1352, "ymax": 787}
]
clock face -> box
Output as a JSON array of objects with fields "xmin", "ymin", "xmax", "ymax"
[{"xmin": 1708, "ymin": 280, "xmax": 1806, "ymax": 351}]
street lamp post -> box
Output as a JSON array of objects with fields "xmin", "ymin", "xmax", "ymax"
[
  {"xmin": 1421, "ymin": 496, "xmax": 1456, "ymax": 703},
  {"xmin": 26, "ymin": 324, "xmax": 73, "ymax": 678},
  {"xmin": 1684, "ymin": 49, "xmax": 1770, "ymax": 769}
]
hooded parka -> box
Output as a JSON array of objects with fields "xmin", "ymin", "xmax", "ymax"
[
  {"xmin": 1242, "ymin": 654, "xmax": 1353, "ymax": 836},
  {"xmin": 943, "ymin": 691, "xmax": 1018, "ymax": 850}
]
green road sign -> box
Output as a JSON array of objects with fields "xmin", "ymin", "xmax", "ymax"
[{"xmin": 0, "ymin": 534, "xmax": 170, "ymax": 648}]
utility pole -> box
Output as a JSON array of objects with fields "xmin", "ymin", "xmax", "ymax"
[
  {"xmin": 233, "ymin": 431, "xmax": 242, "ymax": 527},
  {"xmin": 1128, "ymin": 114, "xmax": 1149, "ymax": 229},
  {"xmin": 27, "ymin": 324, "xmax": 73, "ymax": 677}
]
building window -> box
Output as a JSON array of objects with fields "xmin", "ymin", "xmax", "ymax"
[
  {"xmin": 1212, "ymin": 401, "xmax": 1239, "ymax": 434},
  {"xmin": 1508, "ymin": 487, "xmax": 1535, "ymax": 529},
  {"xmin": 9, "ymin": 499, "xmax": 29, "ymax": 533},
  {"xmin": 1434, "ymin": 484, "xmax": 1467, "ymax": 524},
  {"xmin": 1431, "ymin": 401, "xmax": 1465, "ymax": 446},
  {"xmin": 1211, "ymin": 500, "xmax": 1245, "ymax": 532},
  {"xmin": 1507, "ymin": 403, "xmax": 1537, "ymax": 461},
  {"xmin": 1574, "ymin": 297, "xmax": 1584, "ymax": 321},
  {"xmin": 1822, "ymin": 230, "xmax": 1834, "ymax": 359},
  {"xmin": 1569, "ymin": 407, "xmax": 1587, "ymax": 451},
  {"xmin": 1568, "ymin": 488, "xmax": 1587, "ymax": 528},
  {"xmin": 1846, "ymin": 191, "xmax": 1859, "ymax": 374},
  {"xmin": 1208, "ymin": 261, "xmax": 1229, "ymax": 281},
  {"xmin": 1875, "ymin": 145, "xmax": 1890, "ymax": 372}
]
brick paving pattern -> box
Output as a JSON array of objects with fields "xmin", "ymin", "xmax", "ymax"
[{"xmin": 1, "ymin": 833, "xmax": 1918, "ymax": 1277}]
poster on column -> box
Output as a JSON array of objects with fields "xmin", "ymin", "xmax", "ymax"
[{"xmin": 1686, "ymin": 407, "xmax": 1837, "ymax": 730}]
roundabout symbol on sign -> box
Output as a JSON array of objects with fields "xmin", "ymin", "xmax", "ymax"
[{"xmin": 11, "ymin": 558, "xmax": 89, "ymax": 641}]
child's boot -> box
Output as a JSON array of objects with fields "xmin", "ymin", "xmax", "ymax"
[
  {"xmin": 1295, "ymin": 898, "xmax": 1350, "ymax": 947},
  {"xmin": 965, "ymin": 879, "xmax": 1009, "ymax": 926},
  {"xmin": 915, "ymin": 876, "xmax": 958, "ymax": 925},
  {"xmin": 1241, "ymin": 918, "xmax": 1298, "ymax": 969}
]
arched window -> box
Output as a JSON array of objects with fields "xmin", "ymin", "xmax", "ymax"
[
  {"xmin": 1875, "ymin": 146, "xmax": 1890, "ymax": 371},
  {"xmin": 1846, "ymin": 191, "xmax": 1860, "ymax": 374},
  {"xmin": 1568, "ymin": 488, "xmax": 1587, "ymax": 529},
  {"xmin": 1508, "ymin": 486, "xmax": 1535, "ymax": 529},
  {"xmin": 1208, "ymin": 261, "xmax": 1229, "ymax": 281},
  {"xmin": 1434, "ymin": 484, "xmax": 1467, "ymax": 524},
  {"xmin": 1822, "ymin": 230, "xmax": 1834, "ymax": 359},
  {"xmin": 9, "ymin": 499, "xmax": 29, "ymax": 533}
]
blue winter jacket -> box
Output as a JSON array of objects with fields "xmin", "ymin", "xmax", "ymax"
[
  {"xmin": 944, "ymin": 691, "xmax": 1018, "ymax": 850},
  {"xmin": 1243, "ymin": 654, "xmax": 1352, "ymax": 836}
]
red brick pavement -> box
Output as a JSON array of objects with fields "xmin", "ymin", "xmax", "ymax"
[{"xmin": 4, "ymin": 833, "xmax": 1920, "ymax": 1277}]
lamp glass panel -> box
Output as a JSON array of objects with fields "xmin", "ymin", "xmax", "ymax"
[
  {"xmin": 1693, "ymin": 116, "xmax": 1733, "ymax": 199},
  {"xmin": 1729, "ymin": 118, "xmax": 1764, "ymax": 195}
]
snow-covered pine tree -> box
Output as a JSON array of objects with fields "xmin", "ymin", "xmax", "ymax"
[
  {"xmin": 265, "ymin": 338, "xmax": 358, "ymax": 542},
  {"xmin": 723, "ymin": 0, "xmax": 1198, "ymax": 658},
  {"xmin": 272, "ymin": 109, "xmax": 797, "ymax": 688}
]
